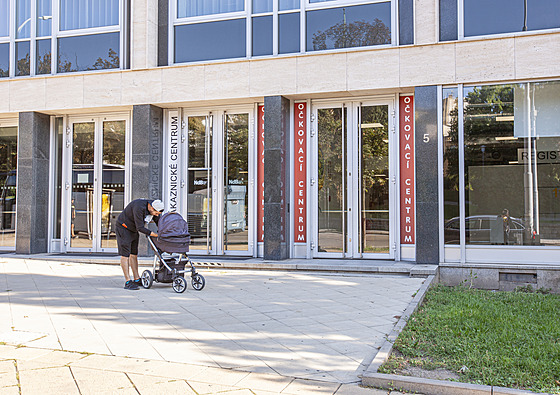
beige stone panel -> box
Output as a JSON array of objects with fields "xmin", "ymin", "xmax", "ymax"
[
  {"xmin": 456, "ymin": 38, "xmax": 515, "ymax": 83},
  {"xmin": 296, "ymin": 53, "xmax": 347, "ymax": 94},
  {"xmin": 10, "ymin": 78, "xmax": 46, "ymax": 112},
  {"xmin": 515, "ymin": 33, "xmax": 560, "ymax": 80},
  {"xmin": 250, "ymin": 57, "xmax": 297, "ymax": 96},
  {"xmin": 205, "ymin": 61, "xmax": 250, "ymax": 100},
  {"xmin": 347, "ymin": 49, "xmax": 399, "ymax": 91},
  {"xmin": 162, "ymin": 65, "xmax": 205, "ymax": 102},
  {"xmin": 132, "ymin": 20, "xmax": 148, "ymax": 69},
  {"xmin": 121, "ymin": 69, "xmax": 162, "ymax": 104},
  {"xmin": 45, "ymin": 75, "xmax": 84, "ymax": 110},
  {"xmin": 415, "ymin": 0, "xmax": 437, "ymax": 44},
  {"xmin": 399, "ymin": 44, "xmax": 455, "ymax": 86},
  {"xmin": 83, "ymin": 71, "xmax": 122, "ymax": 107},
  {"xmin": 0, "ymin": 82, "xmax": 9, "ymax": 113}
]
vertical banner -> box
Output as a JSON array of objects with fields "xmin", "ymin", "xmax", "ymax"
[
  {"xmin": 167, "ymin": 110, "xmax": 180, "ymax": 212},
  {"xmin": 257, "ymin": 105, "xmax": 265, "ymax": 242},
  {"xmin": 294, "ymin": 102, "xmax": 307, "ymax": 243},
  {"xmin": 400, "ymin": 96, "xmax": 415, "ymax": 244}
]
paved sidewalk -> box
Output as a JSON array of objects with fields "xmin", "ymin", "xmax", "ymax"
[{"xmin": 0, "ymin": 258, "xmax": 426, "ymax": 394}]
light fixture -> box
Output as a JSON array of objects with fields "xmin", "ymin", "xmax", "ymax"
[
  {"xmin": 495, "ymin": 116, "xmax": 514, "ymax": 122},
  {"xmin": 495, "ymin": 136, "xmax": 518, "ymax": 141},
  {"xmin": 361, "ymin": 123, "xmax": 384, "ymax": 128}
]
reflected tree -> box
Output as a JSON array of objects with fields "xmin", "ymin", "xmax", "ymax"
[
  {"xmin": 16, "ymin": 54, "xmax": 30, "ymax": 76},
  {"xmin": 37, "ymin": 51, "xmax": 51, "ymax": 74},
  {"xmin": 312, "ymin": 17, "xmax": 390, "ymax": 51}
]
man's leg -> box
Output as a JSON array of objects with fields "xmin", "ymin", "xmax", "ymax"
[
  {"xmin": 120, "ymin": 256, "xmax": 131, "ymax": 281},
  {"xmin": 129, "ymin": 254, "xmax": 139, "ymax": 280}
]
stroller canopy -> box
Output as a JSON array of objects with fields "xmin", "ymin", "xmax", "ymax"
[{"xmin": 154, "ymin": 212, "xmax": 190, "ymax": 253}]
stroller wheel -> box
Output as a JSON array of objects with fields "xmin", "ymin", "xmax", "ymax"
[
  {"xmin": 191, "ymin": 273, "xmax": 205, "ymax": 291},
  {"xmin": 141, "ymin": 270, "xmax": 153, "ymax": 288},
  {"xmin": 172, "ymin": 276, "xmax": 187, "ymax": 293}
]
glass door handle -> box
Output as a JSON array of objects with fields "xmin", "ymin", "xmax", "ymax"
[
  {"xmin": 311, "ymin": 178, "xmax": 315, "ymax": 186},
  {"xmin": 65, "ymin": 182, "xmax": 70, "ymax": 190},
  {"xmin": 181, "ymin": 179, "xmax": 185, "ymax": 188}
]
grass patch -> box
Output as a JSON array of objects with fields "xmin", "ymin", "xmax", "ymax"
[{"xmin": 379, "ymin": 284, "xmax": 560, "ymax": 394}]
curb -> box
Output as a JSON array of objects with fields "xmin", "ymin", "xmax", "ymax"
[{"xmin": 360, "ymin": 274, "xmax": 553, "ymax": 395}]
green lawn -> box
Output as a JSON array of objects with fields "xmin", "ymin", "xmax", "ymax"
[{"xmin": 379, "ymin": 285, "xmax": 560, "ymax": 394}]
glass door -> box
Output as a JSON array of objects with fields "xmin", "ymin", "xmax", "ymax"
[
  {"xmin": 312, "ymin": 100, "xmax": 395, "ymax": 259},
  {"xmin": 67, "ymin": 116, "xmax": 128, "ymax": 252},
  {"xmin": 183, "ymin": 108, "xmax": 254, "ymax": 256}
]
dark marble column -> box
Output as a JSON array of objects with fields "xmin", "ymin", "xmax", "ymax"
[
  {"xmin": 158, "ymin": 0, "xmax": 168, "ymax": 67},
  {"xmin": 399, "ymin": 0, "xmax": 414, "ymax": 45},
  {"xmin": 439, "ymin": 0, "xmax": 458, "ymax": 41},
  {"xmin": 415, "ymin": 86, "xmax": 439, "ymax": 264},
  {"xmin": 16, "ymin": 112, "xmax": 50, "ymax": 254},
  {"xmin": 264, "ymin": 96, "xmax": 290, "ymax": 260},
  {"xmin": 132, "ymin": 105, "xmax": 164, "ymax": 256}
]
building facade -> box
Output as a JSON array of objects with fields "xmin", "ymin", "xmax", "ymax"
[{"xmin": 1, "ymin": 0, "xmax": 560, "ymax": 274}]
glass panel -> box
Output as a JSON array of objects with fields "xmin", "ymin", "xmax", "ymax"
[
  {"xmin": 464, "ymin": 0, "xmax": 560, "ymax": 37},
  {"xmin": 307, "ymin": 2, "xmax": 391, "ymax": 51},
  {"xmin": 463, "ymin": 81, "xmax": 560, "ymax": 247},
  {"xmin": 253, "ymin": 0, "xmax": 271, "ymax": 14},
  {"xmin": 71, "ymin": 122, "xmax": 95, "ymax": 248},
  {"xmin": 279, "ymin": 0, "xmax": 299, "ymax": 11},
  {"xmin": 317, "ymin": 108, "xmax": 345, "ymax": 253},
  {"xmin": 0, "ymin": 0, "xmax": 8, "ymax": 36},
  {"xmin": 279, "ymin": 12, "xmax": 300, "ymax": 54},
  {"xmin": 0, "ymin": 126, "xmax": 17, "ymax": 248},
  {"xmin": 0, "ymin": 43, "xmax": 8, "ymax": 77},
  {"xmin": 53, "ymin": 118, "xmax": 63, "ymax": 239},
  {"xmin": 37, "ymin": 0, "xmax": 52, "ymax": 36},
  {"xmin": 252, "ymin": 16, "xmax": 272, "ymax": 56},
  {"xmin": 310, "ymin": 0, "xmax": 334, "ymax": 3},
  {"xmin": 100, "ymin": 120, "xmax": 125, "ymax": 249},
  {"xmin": 224, "ymin": 113, "xmax": 249, "ymax": 252},
  {"xmin": 188, "ymin": 116, "xmax": 212, "ymax": 252},
  {"xmin": 58, "ymin": 32, "xmax": 120, "ymax": 72},
  {"xmin": 60, "ymin": 0, "xmax": 119, "ymax": 30},
  {"xmin": 15, "ymin": 41, "xmax": 30, "ymax": 76},
  {"xmin": 36, "ymin": 39, "xmax": 51, "ymax": 74},
  {"xmin": 178, "ymin": 0, "xmax": 244, "ymax": 18},
  {"xmin": 443, "ymin": 87, "xmax": 460, "ymax": 244},
  {"xmin": 360, "ymin": 105, "xmax": 389, "ymax": 254},
  {"xmin": 17, "ymin": 0, "xmax": 31, "ymax": 38},
  {"xmin": 175, "ymin": 19, "xmax": 246, "ymax": 63}
]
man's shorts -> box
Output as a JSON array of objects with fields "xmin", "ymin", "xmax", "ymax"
[{"xmin": 116, "ymin": 225, "xmax": 139, "ymax": 257}]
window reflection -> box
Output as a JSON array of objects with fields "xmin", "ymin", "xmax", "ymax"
[
  {"xmin": 279, "ymin": 12, "xmax": 300, "ymax": 54},
  {"xmin": 443, "ymin": 88, "xmax": 459, "ymax": 244},
  {"xmin": 0, "ymin": 43, "xmax": 8, "ymax": 77},
  {"xmin": 36, "ymin": 39, "xmax": 51, "ymax": 74},
  {"xmin": 58, "ymin": 32, "xmax": 119, "ymax": 73},
  {"xmin": 464, "ymin": 0, "xmax": 560, "ymax": 37},
  {"xmin": 461, "ymin": 81, "xmax": 560, "ymax": 246},
  {"xmin": 307, "ymin": 3, "xmax": 391, "ymax": 51},
  {"xmin": 0, "ymin": 126, "xmax": 18, "ymax": 248},
  {"xmin": 253, "ymin": 16, "xmax": 273, "ymax": 56},
  {"xmin": 279, "ymin": 0, "xmax": 299, "ymax": 11},
  {"xmin": 0, "ymin": 0, "xmax": 8, "ymax": 36},
  {"xmin": 253, "ymin": 0, "xmax": 271, "ymax": 14},
  {"xmin": 16, "ymin": 41, "xmax": 30, "ymax": 76},
  {"xmin": 178, "ymin": 0, "xmax": 243, "ymax": 18},
  {"xmin": 175, "ymin": 19, "xmax": 246, "ymax": 63},
  {"xmin": 16, "ymin": 0, "xmax": 31, "ymax": 39},
  {"xmin": 60, "ymin": 0, "xmax": 119, "ymax": 30},
  {"xmin": 37, "ymin": 0, "xmax": 52, "ymax": 36}
]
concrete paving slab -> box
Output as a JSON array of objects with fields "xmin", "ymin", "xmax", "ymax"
[
  {"xmin": 19, "ymin": 366, "xmax": 79, "ymax": 394},
  {"xmin": 71, "ymin": 366, "xmax": 137, "ymax": 394},
  {"xmin": 235, "ymin": 371, "xmax": 294, "ymax": 392},
  {"xmin": 281, "ymin": 378, "xmax": 340, "ymax": 394},
  {"xmin": 0, "ymin": 360, "xmax": 15, "ymax": 374},
  {"xmin": 0, "ymin": 345, "xmax": 52, "ymax": 361},
  {"xmin": 188, "ymin": 365, "xmax": 251, "ymax": 386},
  {"xmin": 127, "ymin": 372, "xmax": 196, "ymax": 394},
  {"xmin": 336, "ymin": 384, "xmax": 389, "ymax": 394},
  {"xmin": 187, "ymin": 380, "xmax": 246, "ymax": 394},
  {"xmin": 0, "ymin": 371, "xmax": 18, "ymax": 388}
]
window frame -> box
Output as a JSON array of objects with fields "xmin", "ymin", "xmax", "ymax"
[
  {"xmin": 170, "ymin": 0, "xmax": 397, "ymax": 65},
  {"xmin": 0, "ymin": 117, "xmax": 19, "ymax": 251}
]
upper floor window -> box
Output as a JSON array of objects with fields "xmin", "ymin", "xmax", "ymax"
[
  {"xmin": 464, "ymin": 0, "xmax": 560, "ymax": 37},
  {"xmin": 172, "ymin": 0, "xmax": 395, "ymax": 65},
  {"xmin": 0, "ymin": 0, "xmax": 125, "ymax": 79}
]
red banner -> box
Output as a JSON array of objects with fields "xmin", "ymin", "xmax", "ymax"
[
  {"xmin": 257, "ymin": 105, "xmax": 265, "ymax": 242},
  {"xmin": 294, "ymin": 102, "xmax": 307, "ymax": 243},
  {"xmin": 400, "ymin": 96, "xmax": 415, "ymax": 244}
]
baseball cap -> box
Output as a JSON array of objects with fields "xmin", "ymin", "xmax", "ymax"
[{"xmin": 151, "ymin": 199, "xmax": 164, "ymax": 212}]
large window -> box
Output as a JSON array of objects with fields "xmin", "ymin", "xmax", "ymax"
[
  {"xmin": 463, "ymin": 0, "xmax": 560, "ymax": 38},
  {"xmin": 443, "ymin": 80, "xmax": 560, "ymax": 248},
  {"xmin": 173, "ymin": 0, "xmax": 394, "ymax": 64},
  {"xmin": 0, "ymin": 0, "xmax": 124, "ymax": 78},
  {"xmin": 0, "ymin": 124, "xmax": 18, "ymax": 249}
]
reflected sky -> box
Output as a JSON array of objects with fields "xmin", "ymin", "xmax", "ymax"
[
  {"xmin": 0, "ymin": 43, "xmax": 7, "ymax": 77},
  {"xmin": 175, "ymin": 19, "xmax": 246, "ymax": 63},
  {"xmin": 60, "ymin": 0, "xmax": 119, "ymax": 30},
  {"xmin": 178, "ymin": 0, "xmax": 243, "ymax": 18},
  {"xmin": 0, "ymin": 0, "xmax": 8, "ymax": 36},
  {"xmin": 279, "ymin": 12, "xmax": 300, "ymax": 54},
  {"xmin": 16, "ymin": 41, "xmax": 30, "ymax": 76},
  {"xmin": 37, "ymin": 39, "xmax": 51, "ymax": 74},
  {"xmin": 58, "ymin": 32, "xmax": 119, "ymax": 72},
  {"xmin": 253, "ymin": 16, "xmax": 273, "ymax": 56}
]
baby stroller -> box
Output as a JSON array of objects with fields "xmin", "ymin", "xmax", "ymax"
[{"xmin": 141, "ymin": 211, "xmax": 205, "ymax": 293}]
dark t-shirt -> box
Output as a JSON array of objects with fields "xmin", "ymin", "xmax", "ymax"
[{"xmin": 117, "ymin": 199, "xmax": 160, "ymax": 235}]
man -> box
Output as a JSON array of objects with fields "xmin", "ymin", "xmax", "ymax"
[{"xmin": 116, "ymin": 199, "xmax": 164, "ymax": 290}]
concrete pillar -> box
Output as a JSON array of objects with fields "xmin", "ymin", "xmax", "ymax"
[
  {"xmin": 415, "ymin": 86, "xmax": 439, "ymax": 264},
  {"xmin": 16, "ymin": 112, "xmax": 50, "ymax": 254},
  {"xmin": 132, "ymin": 104, "xmax": 164, "ymax": 256},
  {"xmin": 264, "ymin": 96, "xmax": 290, "ymax": 260},
  {"xmin": 131, "ymin": 0, "xmax": 159, "ymax": 69}
]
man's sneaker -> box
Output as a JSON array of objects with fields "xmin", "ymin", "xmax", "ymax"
[
  {"xmin": 124, "ymin": 280, "xmax": 139, "ymax": 290},
  {"xmin": 134, "ymin": 278, "xmax": 142, "ymax": 287}
]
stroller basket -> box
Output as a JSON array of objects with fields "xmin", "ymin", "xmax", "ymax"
[{"xmin": 156, "ymin": 258, "xmax": 185, "ymax": 283}]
